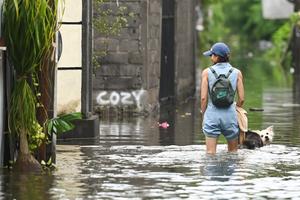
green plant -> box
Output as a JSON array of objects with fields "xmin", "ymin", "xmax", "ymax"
[
  {"xmin": 27, "ymin": 112, "xmax": 82, "ymax": 153},
  {"xmin": 200, "ymin": 0, "xmax": 290, "ymax": 85},
  {"xmin": 41, "ymin": 157, "xmax": 56, "ymax": 171},
  {"xmin": 200, "ymin": 0, "xmax": 285, "ymax": 55},
  {"xmin": 38, "ymin": 112, "xmax": 82, "ymax": 171},
  {"xmin": 3, "ymin": 0, "xmax": 60, "ymax": 172},
  {"xmin": 262, "ymin": 12, "xmax": 300, "ymax": 85},
  {"xmin": 47, "ymin": 112, "xmax": 82, "ymax": 135},
  {"xmin": 93, "ymin": 0, "xmax": 129, "ymax": 36},
  {"xmin": 28, "ymin": 121, "xmax": 46, "ymax": 152},
  {"xmin": 93, "ymin": 0, "xmax": 133, "ymax": 71}
]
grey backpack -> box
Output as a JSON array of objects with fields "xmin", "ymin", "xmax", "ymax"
[{"xmin": 209, "ymin": 67, "xmax": 235, "ymax": 108}]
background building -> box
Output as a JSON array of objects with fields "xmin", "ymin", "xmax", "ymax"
[{"xmin": 93, "ymin": 0, "xmax": 198, "ymax": 116}]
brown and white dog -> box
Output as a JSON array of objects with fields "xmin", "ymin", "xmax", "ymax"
[{"xmin": 236, "ymin": 107, "xmax": 274, "ymax": 149}]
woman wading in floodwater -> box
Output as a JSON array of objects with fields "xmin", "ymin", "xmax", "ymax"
[{"xmin": 200, "ymin": 42, "xmax": 245, "ymax": 154}]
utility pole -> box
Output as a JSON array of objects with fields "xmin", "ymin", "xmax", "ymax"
[{"xmin": 290, "ymin": 0, "xmax": 300, "ymax": 101}]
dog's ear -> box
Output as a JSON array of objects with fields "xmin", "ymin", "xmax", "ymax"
[{"xmin": 266, "ymin": 126, "xmax": 274, "ymax": 132}]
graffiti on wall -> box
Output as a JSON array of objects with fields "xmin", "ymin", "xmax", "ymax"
[{"xmin": 96, "ymin": 89, "xmax": 146, "ymax": 109}]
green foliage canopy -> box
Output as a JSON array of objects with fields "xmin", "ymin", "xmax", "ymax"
[
  {"xmin": 200, "ymin": 0, "xmax": 295, "ymax": 85},
  {"xmin": 201, "ymin": 0, "xmax": 285, "ymax": 55}
]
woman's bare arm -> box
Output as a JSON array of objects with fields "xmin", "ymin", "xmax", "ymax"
[
  {"xmin": 236, "ymin": 70, "xmax": 245, "ymax": 107},
  {"xmin": 201, "ymin": 69, "xmax": 209, "ymax": 114}
]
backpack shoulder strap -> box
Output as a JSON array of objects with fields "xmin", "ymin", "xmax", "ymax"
[
  {"xmin": 225, "ymin": 68, "xmax": 234, "ymax": 78},
  {"xmin": 209, "ymin": 67, "xmax": 219, "ymax": 79}
]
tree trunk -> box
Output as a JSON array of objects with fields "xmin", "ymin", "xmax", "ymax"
[
  {"xmin": 14, "ymin": 129, "xmax": 42, "ymax": 173},
  {"xmin": 19, "ymin": 129, "xmax": 30, "ymax": 155}
]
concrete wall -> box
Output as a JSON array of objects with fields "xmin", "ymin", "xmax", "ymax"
[
  {"xmin": 93, "ymin": 0, "xmax": 197, "ymax": 116},
  {"xmin": 57, "ymin": 0, "xmax": 82, "ymax": 115},
  {"xmin": 174, "ymin": 0, "xmax": 197, "ymax": 102},
  {"xmin": 93, "ymin": 0, "xmax": 161, "ymax": 116}
]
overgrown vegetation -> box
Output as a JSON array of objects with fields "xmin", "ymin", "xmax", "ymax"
[
  {"xmin": 200, "ymin": 0, "xmax": 298, "ymax": 85},
  {"xmin": 93, "ymin": 0, "xmax": 133, "ymax": 71},
  {"xmin": 3, "ymin": 0, "xmax": 60, "ymax": 172},
  {"xmin": 3, "ymin": 0, "xmax": 81, "ymax": 172},
  {"xmin": 2, "ymin": 0, "xmax": 128, "ymax": 172}
]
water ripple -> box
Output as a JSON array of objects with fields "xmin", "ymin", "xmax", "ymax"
[{"xmin": 49, "ymin": 144, "xmax": 300, "ymax": 199}]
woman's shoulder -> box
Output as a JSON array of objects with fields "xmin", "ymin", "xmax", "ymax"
[
  {"xmin": 233, "ymin": 67, "xmax": 242, "ymax": 75},
  {"xmin": 231, "ymin": 67, "xmax": 243, "ymax": 79},
  {"xmin": 230, "ymin": 65, "xmax": 241, "ymax": 74},
  {"xmin": 233, "ymin": 67, "xmax": 240, "ymax": 72},
  {"xmin": 202, "ymin": 67, "xmax": 210, "ymax": 74}
]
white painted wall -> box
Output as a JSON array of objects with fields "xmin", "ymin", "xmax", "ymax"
[
  {"xmin": 57, "ymin": 71, "xmax": 82, "ymax": 114},
  {"xmin": 58, "ymin": 0, "xmax": 82, "ymax": 22},
  {"xmin": 57, "ymin": 0, "xmax": 82, "ymax": 114},
  {"xmin": 58, "ymin": 0, "xmax": 82, "ymax": 67}
]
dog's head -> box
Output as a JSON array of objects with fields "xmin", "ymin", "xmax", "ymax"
[{"xmin": 259, "ymin": 126, "xmax": 274, "ymax": 145}]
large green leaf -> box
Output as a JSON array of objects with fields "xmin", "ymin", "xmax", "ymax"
[{"xmin": 47, "ymin": 112, "xmax": 82, "ymax": 135}]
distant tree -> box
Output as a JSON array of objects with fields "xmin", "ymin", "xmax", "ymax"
[{"xmin": 200, "ymin": 0, "xmax": 285, "ymax": 55}]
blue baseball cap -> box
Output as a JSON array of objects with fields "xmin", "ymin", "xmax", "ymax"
[{"xmin": 203, "ymin": 42, "xmax": 230, "ymax": 57}]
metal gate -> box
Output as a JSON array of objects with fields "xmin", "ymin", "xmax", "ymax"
[{"xmin": 159, "ymin": 0, "xmax": 175, "ymax": 103}]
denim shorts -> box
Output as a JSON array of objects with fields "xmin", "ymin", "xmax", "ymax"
[
  {"xmin": 203, "ymin": 128, "xmax": 239, "ymax": 141},
  {"xmin": 202, "ymin": 106, "xmax": 239, "ymax": 141}
]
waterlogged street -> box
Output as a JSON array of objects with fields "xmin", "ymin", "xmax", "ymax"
[
  {"xmin": 52, "ymin": 144, "xmax": 300, "ymax": 199},
  {"xmin": 2, "ymin": 87, "xmax": 300, "ymax": 199},
  {"xmin": 2, "ymin": 0, "xmax": 300, "ymax": 199}
]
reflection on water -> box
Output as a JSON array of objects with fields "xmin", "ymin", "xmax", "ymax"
[
  {"xmin": 262, "ymin": 88, "xmax": 300, "ymax": 146},
  {"xmin": 0, "ymin": 172, "xmax": 54, "ymax": 200},
  {"xmin": 51, "ymin": 144, "xmax": 300, "ymax": 199},
  {"xmin": 200, "ymin": 153, "xmax": 240, "ymax": 181},
  {"xmin": 2, "ymin": 88, "xmax": 300, "ymax": 199},
  {"xmin": 98, "ymin": 99, "xmax": 200, "ymax": 146}
]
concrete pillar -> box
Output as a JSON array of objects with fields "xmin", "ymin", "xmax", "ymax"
[{"xmin": 57, "ymin": 0, "xmax": 99, "ymax": 142}]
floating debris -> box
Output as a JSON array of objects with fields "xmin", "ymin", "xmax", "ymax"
[
  {"xmin": 158, "ymin": 122, "xmax": 170, "ymax": 129},
  {"xmin": 249, "ymin": 108, "xmax": 264, "ymax": 112},
  {"xmin": 282, "ymin": 103, "xmax": 300, "ymax": 108}
]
